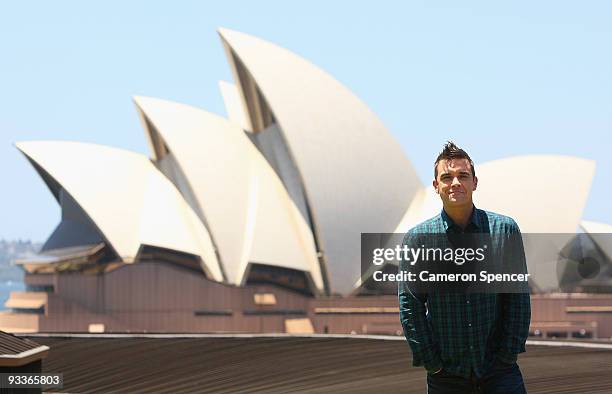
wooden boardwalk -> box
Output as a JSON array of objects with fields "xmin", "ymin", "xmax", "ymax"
[{"xmin": 28, "ymin": 336, "xmax": 612, "ymax": 393}]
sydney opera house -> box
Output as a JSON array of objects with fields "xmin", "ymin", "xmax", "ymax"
[{"xmin": 2, "ymin": 28, "xmax": 612, "ymax": 338}]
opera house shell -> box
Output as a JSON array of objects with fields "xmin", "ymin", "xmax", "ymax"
[{"xmin": 2, "ymin": 28, "xmax": 611, "ymax": 337}]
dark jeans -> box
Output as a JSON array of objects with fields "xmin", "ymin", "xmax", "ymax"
[{"xmin": 427, "ymin": 358, "xmax": 527, "ymax": 394}]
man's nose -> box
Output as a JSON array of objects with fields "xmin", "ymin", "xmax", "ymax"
[{"xmin": 451, "ymin": 177, "xmax": 461, "ymax": 186}]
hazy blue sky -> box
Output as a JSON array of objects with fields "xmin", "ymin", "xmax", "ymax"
[{"xmin": 1, "ymin": 1, "xmax": 610, "ymax": 241}]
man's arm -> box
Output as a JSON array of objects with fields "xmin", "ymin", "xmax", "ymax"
[
  {"xmin": 497, "ymin": 223, "xmax": 531, "ymax": 363},
  {"xmin": 398, "ymin": 232, "xmax": 443, "ymax": 373}
]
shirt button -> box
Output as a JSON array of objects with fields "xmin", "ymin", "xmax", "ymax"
[
  {"xmin": 468, "ymin": 323, "xmax": 472, "ymax": 327},
  {"xmin": 466, "ymin": 300, "xmax": 470, "ymax": 304},
  {"xmin": 470, "ymin": 345, "xmax": 474, "ymax": 350}
]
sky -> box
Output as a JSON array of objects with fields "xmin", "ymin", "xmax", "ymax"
[{"xmin": 0, "ymin": 1, "xmax": 610, "ymax": 241}]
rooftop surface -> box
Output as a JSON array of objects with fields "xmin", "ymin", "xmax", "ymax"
[
  {"xmin": 22, "ymin": 335, "xmax": 612, "ymax": 393},
  {"xmin": 0, "ymin": 331, "xmax": 42, "ymax": 355}
]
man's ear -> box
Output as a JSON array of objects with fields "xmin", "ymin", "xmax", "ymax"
[
  {"xmin": 433, "ymin": 179, "xmax": 439, "ymax": 194},
  {"xmin": 473, "ymin": 176, "xmax": 478, "ymax": 191}
]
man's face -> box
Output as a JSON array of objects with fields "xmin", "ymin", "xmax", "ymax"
[{"xmin": 433, "ymin": 158, "xmax": 478, "ymax": 208}]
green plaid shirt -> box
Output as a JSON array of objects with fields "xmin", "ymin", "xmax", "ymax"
[{"xmin": 398, "ymin": 206, "xmax": 531, "ymax": 378}]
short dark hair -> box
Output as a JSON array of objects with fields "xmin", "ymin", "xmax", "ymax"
[{"xmin": 434, "ymin": 141, "xmax": 476, "ymax": 179}]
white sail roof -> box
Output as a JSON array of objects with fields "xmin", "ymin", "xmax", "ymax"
[
  {"xmin": 133, "ymin": 96, "xmax": 324, "ymax": 292},
  {"xmin": 218, "ymin": 28, "xmax": 421, "ymax": 294},
  {"xmin": 16, "ymin": 141, "xmax": 223, "ymax": 281},
  {"xmin": 475, "ymin": 155, "xmax": 595, "ymax": 233}
]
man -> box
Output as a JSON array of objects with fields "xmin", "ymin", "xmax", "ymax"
[{"xmin": 398, "ymin": 141, "xmax": 531, "ymax": 393}]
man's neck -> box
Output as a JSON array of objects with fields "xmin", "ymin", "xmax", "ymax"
[{"xmin": 443, "ymin": 204, "xmax": 474, "ymax": 229}]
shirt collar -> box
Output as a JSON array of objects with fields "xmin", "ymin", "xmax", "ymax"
[{"xmin": 441, "ymin": 205, "xmax": 480, "ymax": 231}]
